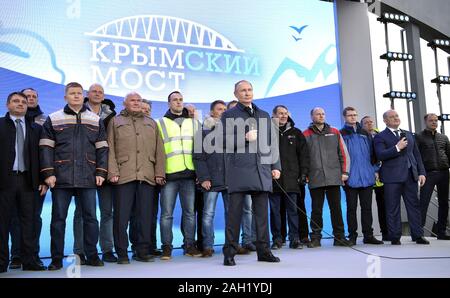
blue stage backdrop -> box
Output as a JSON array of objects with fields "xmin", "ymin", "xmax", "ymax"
[{"xmin": 0, "ymin": 0, "xmax": 345, "ymax": 256}]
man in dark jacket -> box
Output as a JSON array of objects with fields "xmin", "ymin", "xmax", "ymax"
[
  {"xmin": 73, "ymin": 83, "xmax": 118, "ymax": 264},
  {"xmin": 340, "ymin": 107, "xmax": 383, "ymax": 245},
  {"xmin": 0, "ymin": 92, "xmax": 47, "ymax": 273},
  {"xmin": 373, "ymin": 110, "xmax": 428, "ymax": 245},
  {"xmin": 269, "ymin": 105, "xmax": 309, "ymax": 250},
  {"xmin": 415, "ymin": 113, "xmax": 450, "ymax": 240},
  {"xmin": 193, "ymin": 100, "xmax": 228, "ymax": 257},
  {"xmin": 40, "ymin": 82, "xmax": 109, "ymax": 270},
  {"xmin": 8, "ymin": 87, "xmax": 48, "ymax": 270},
  {"xmin": 303, "ymin": 107, "xmax": 353, "ymax": 248},
  {"xmin": 222, "ymin": 80, "xmax": 281, "ymax": 266}
]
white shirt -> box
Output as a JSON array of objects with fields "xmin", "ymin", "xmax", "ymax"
[{"xmin": 387, "ymin": 127, "xmax": 402, "ymax": 152}]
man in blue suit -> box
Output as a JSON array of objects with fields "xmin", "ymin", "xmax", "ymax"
[{"xmin": 373, "ymin": 110, "xmax": 429, "ymax": 245}]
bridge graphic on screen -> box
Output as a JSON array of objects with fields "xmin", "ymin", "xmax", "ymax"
[{"xmin": 85, "ymin": 15, "xmax": 244, "ymax": 53}]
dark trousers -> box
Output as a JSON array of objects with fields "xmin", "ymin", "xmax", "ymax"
[
  {"xmin": 309, "ymin": 186, "xmax": 345, "ymax": 240},
  {"xmin": 344, "ymin": 186, "xmax": 374, "ymax": 238},
  {"xmin": 113, "ymin": 181, "xmax": 154, "ymax": 258},
  {"xmin": 0, "ymin": 173, "xmax": 36, "ymax": 269},
  {"xmin": 384, "ymin": 170, "xmax": 423, "ymax": 241},
  {"xmin": 374, "ymin": 186, "xmax": 388, "ymax": 237},
  {"xmin": 280, "ymin": 197, "xmax": 287, "ymax": 241},
  {"xmin": 9, "ymin": 192, "xmax": 45, "ymax": 259},
  {"xmin": 420, "ymin": 170, "xmax": 449, "ymax": 236},
  {"xmin": 269, "ymin": 192, "xmax": 300, "ymax": 241},
  {"xmin": 297, "ymin": 185, "xmax": 310, "ymax": 240},
  {"xmin": 130, "ymin": 184, "xmax": 160, "ymax": 252},
  {"xmin": 223, "ymin": 192, "xmax": 270, "ymax": 258},
  {"xmin": 51, "ymin": 188, "xmax": 98, "ymax": 260}
]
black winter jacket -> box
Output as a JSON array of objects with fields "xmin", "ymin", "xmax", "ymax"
[
  {"xmin": 415, "ymin": 129, "xmax": 450, "ymax": 171},
  {"xmin": 272, "ymin": 117, "xmax": 309, "ymax": 193}
]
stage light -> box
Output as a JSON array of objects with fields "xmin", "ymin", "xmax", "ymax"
[
  {"xmin": 380, "ymin": 51, "xmax": 413, "ymax": 61},
  {"xmin": 438, "ymin": 114, "xmax": 450, "ymax": 121},
  {"xmin": 427, "ymin": 39, "xmax": 450, "ymax": 48},
  {"xmin": 378, "ymin": 13, "xmax": 410, "ymax": 24},
  {"xmin": 431, "ymin": 76, "xmax": 450, "ymax": 85},
  {"xmin": 384, "ymin": 91, "xmax": 417, "ymax": 99}
]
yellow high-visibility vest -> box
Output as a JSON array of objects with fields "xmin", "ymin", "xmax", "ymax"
[{"xmin": 157, "ymin": 117, "xmax": 197, "ymax": 174}]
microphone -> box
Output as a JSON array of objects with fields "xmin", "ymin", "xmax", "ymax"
[{"xmin": 400, "ymin": 131, "xmax": 407, "ymax": 140}]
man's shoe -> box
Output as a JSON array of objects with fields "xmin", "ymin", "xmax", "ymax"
[
  {"xmin": 48, "ymin": 259, "xmax": 63, "ymax": 271},
  {"xmin": 348, "ymin": 237, "xmax": 357, "ymax": 246},
  {"xmin": 22, "ymin": 262, "xmax": 47, "ymax": 271},
  {"xmin": 8, "ymin": 257, "xmax": 22, "ymax": 269},
  {"xmin": 307, "ymin": 239, "xmax": 321, "ymax": 248},
  {"xmin": 289, "ymin": 239, "xmax": 303, "ymax": 249},
  {"xmin": 236, "ymin": 246, "xmax": 250, "ymax": 255},
  {"xmin": 223, "ymin": 256, "xmax": 236, "ymax": 266},
  {"xmin": 150, "ymin": 249, "xmax": 163, "ymax": 256},
  {"xmin": 242, "ymin": 243, "xmax": 257, "ymax": 251},
  {"xmin": 0, "ymin": 267, "xmax": 6, "ymax": 273},
  {"xmin": 300, "ymin": 238, "xmax": 310, "ymax": 245},
  {"xmin": 271, "ymin": 240, "xmax": 283, "ymax": 250},
  {"xmin": 333, "ymin": 238, "xmax": 354, "ymax": 247},
  {"xmin": 437, "ymin": 234, "xmax": 450, "ymax": 240},
  {"xmin": 391, "ymin": 239, "xmax": 401, "ymax": 245},
  {"xmin": 117, "ymin": 256, "xmax": 130, "ymax": 264},
  {"xmin": 135, "ymin": 254, "xmax": 155, "ymax": 262},
  {"xmin": 184, "ymin": 245, "xmax": 202, "ymax": 257},
  {"xmin": 75, "ymin": 254, "xmax": 87, "ymax": 265},
  {"xmin": 102, "ymin": 251, "xmax": 118, "ymax": 263},
  {"xmin": 415, "ymin": 237, "xmax": 430, "ymax": 245},
  {"xmin": 257, "ymin": 252, "xmax": 280, "ymax": 263},
  {"xmin": 202, "ymin": 248, "xmax": 214, "ymax": 257},
  {"xmin": 363, "ymin": 236, "xmax": 384, "ymax": 245},
  {"xmin": 161, "ymin": 246, "xmax": 172, "ymax": 260},
  {"xmin": 86, "ymin": 255, "xmax": 104, "ymax": 267}
]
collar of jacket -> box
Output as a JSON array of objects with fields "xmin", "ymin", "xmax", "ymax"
[
  {"xmin": 84, "ymin": 97, "xmax": 116, "ymax": 111},
  {"xmin": 25, "ymin": 105, "xmax": 43, "ymax": 119},
  {"xmin": 164, "ymin": 107, "xmax": 190, "ymax": 121},
  {"xmin": 236, "ymin": 101, "xmax": 259, "ymax": 116},
  {"xmin": 343, "ymin": 122, "xmax": 363, "ymax": 134},
  {"xmin": 119, "ymin": 109, "xmax": 144, "ymax": 118},
  {"xmin": 64, "ymin": 104, "xmax": 87, "ymax": 115},
  {"xmin": 308, "ymin": 122, "xmax": 330, "ymax": 134},
  {"xmin": 423, "ymin": 128, "xmax": 438, "ymax": 136}
]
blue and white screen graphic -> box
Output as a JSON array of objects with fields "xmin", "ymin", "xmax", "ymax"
[{"xmin": 0, "ymin": 0, "xmax": 343, "ymax": 253}]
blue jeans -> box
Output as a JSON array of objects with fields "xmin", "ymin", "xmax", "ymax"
[
  {"xmin": 73, "ymin": 184, "xmax": 114, "ymax": 254},
  {"xmin": 241, "ymin": 194, "xmax": 256, "ymax": 245},
  {"xmin": 202, "ymin": 190, "xmax": 228, "ymax": 249},
  {"xmin": 51, "ymin": 188, "xmax": 99, "ymax": 260},
  {"xmin": 160, "ymin": 179, "xmax": 195, "ymax": 248}
]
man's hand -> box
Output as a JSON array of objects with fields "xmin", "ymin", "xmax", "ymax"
[
  {"xmin": 109, "ymin": 176, "xmax": 119, "ymax": 183},
  {"xmin": 245, "ymin": 130, "xmax": 258, "ymax": 142},
  {"xmin": 375, "ymin": 172, "xmax": 380, "ymax": 181},
  {"xmin": 38, "ymin": 184, "xmax": 48, "ymax": 196},
  {"xmin": 96, "ymin": 176, "xmax": 105, "ymax": 186},
  {"xmin": 45, "ymin": 176, "xmax": 56, "ymax": 188},
  {"xmin": 418, "ymin": 175, "xmax": 426, "ymax": 187},
  {"xmin": 156, "ymin": 177, "xmax": 166, "ymax": 185},
  {"xmin": 201, "ymin": 180, "xmax": 212, "ymax": 190},
  {"xmin": 396, "ymin": 137, "xmax": 408, "ymax": 150},
  {"xmin": 342, "ymin": 173, "xmax": 349, "ymax": 182},
  {"xmin": 272, "ymin": 170, "xmax": 281, "ymax": 180}
]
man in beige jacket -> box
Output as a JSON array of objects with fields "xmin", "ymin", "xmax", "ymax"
[{"xmin": 107, "ymin": 92, "xmax": 165, "ymax": 264}]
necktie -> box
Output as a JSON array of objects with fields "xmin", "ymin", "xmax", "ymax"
[
  {"xmin": 15, "ymin": 119, "xmax": 25, "ymax": 172},
  {"xmin": 394, "ymin": 130, "xmax": 400, "ymax": 139}
]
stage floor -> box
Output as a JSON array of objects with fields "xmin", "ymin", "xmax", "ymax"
[{"xmin": 2, "ymin": 236, "xmax": 450, "ymax": 278}]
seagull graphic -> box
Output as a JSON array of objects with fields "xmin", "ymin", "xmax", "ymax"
[{"xmin": 289, "ymin": 25, "xmax": 308, "ymax": 41}]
